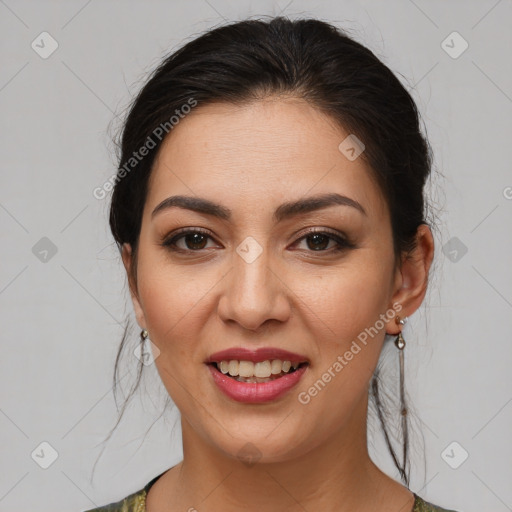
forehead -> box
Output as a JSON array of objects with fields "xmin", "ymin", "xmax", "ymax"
[{"xmin": 145, "ymin": 98, "xmax": 388, "ymax": 222}]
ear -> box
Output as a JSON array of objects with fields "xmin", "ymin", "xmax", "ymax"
[
  {"xmin": 386, "ymin": 224, "xmax": 435, "ymax": 335},
  {"xmin": 121, "ymin": 243, "xmax": 147, "ymax": 330}
]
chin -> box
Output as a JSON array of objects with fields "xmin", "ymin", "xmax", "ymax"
[{"xmin": 208, "ymin": 423, "xmax": 313, "ymax": 466}]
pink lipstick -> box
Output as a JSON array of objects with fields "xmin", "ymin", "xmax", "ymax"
[{"xmin": 205, "ymin": 347, "xmax": 309, "ymax": 403}]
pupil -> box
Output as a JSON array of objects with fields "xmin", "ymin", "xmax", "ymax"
[
  {"xmin": 187, "ymin": 233, "xmax": 206, "ymax": 250},
  {"xmin": 308, "ymin": 233, "xmax": 328, "ymax": 251}
]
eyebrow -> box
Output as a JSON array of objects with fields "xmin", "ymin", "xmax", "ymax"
[{"xmin": 151, "ymin": 192, "xmax": 367, "ymax": 222}]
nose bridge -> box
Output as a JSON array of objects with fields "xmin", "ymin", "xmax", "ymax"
[{"xmin": 218, "ymin": 235, "xmax": 289, "ymax": 330}]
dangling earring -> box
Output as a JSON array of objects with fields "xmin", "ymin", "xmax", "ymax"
[
  {"xmin": 395, "ymin": 315, "xmax": 408, "ymax": 480},
  {"xmin": 139, "ymin": 329, "xmax": 150, "ymax": 365},
  {"xmin": 395, "ymin": 316, "xmax": 407, "ymax": 412}
]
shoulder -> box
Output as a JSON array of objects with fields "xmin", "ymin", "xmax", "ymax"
[
  {"xmin": 81, "ymin": 487, "xmax": 146, "ymax": 512},
  {"xmin": 82, "ymin": 468, "xmax": 171, "ymax": 512},
  {"xmin": 414, "ymin": 493, "xmax": 461, "ymax": 512},
  {"xmin": 81, "ymin": 470, "xmax": 168, "ymax": 512},
  {"xmin": 82, "ymin": 469, "xmax": 169, "ymax": 511}
]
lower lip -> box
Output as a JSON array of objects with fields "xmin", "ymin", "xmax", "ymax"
[{"xmin": 207, "ymin": 364, "xmax": 308, "ymax": 403}]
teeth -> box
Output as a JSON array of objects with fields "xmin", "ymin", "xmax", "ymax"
[
  {"xmin": 271, "ymin": 360, "xmax": 282, "ymax": 374},
  {"xmin": 239, "ymin": 361, "xmax": 254, "ymax": 377},
  {"xmin": 215, "ymin": 359, "xmax": 302, "ymax": 378},
  {"xmin": 228, "ymin": 360, "xmax": 239, "ymax": 376},
  {"xmin": 254, "ymin": 361, "xmax": 271, "ymax": 378}
]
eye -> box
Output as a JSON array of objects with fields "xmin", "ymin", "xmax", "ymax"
[
  {"xmin": 292, "ymin": 229, "xmax": 354, "ymax": 253},
  {"xmin": 161, "ymin": 228, "xmax": 218, "ymax": 252}
]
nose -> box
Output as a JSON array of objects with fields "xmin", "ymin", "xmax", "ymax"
[{"xmin": 217, "ymin": 243, "xmax": 291, "ymax": 332}]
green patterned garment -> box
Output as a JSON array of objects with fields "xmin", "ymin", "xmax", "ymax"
[{"xmin": 83, "ymin": 471, "xmax": 460, "ymax": 512}]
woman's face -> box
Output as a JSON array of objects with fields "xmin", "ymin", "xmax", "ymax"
[{"xmin": 123, "ymin": 97, "xmax": 419, "ymax": 463}]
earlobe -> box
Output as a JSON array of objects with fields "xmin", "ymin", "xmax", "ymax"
[
  {"xmin": 121, "ymin": 243, "xmax": 147, "ymax": 330},
  {"xmin": 386, "ymin": 224, "xmax": 434, "ymax": 334}
]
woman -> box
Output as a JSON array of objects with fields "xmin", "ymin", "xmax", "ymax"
[{"xmin": 85, "ymin": 16, "xmax": 459, "ymax": 512}]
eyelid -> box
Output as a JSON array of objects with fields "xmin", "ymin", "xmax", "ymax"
[{"xmin": 294, "ymin": 226, "xmax": 351, "ymax": 243}]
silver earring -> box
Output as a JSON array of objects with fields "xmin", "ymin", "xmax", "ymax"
[
  {"xmin": 140, "ymin": 329, "xmax": 148, "ymax": 342},
  {"xmin": 394, "ymin": 315, "xmax": 407, "ymax": 413},
  {"xmin": 394, "ymin": 315, "xmax": 408, "ymax": 479}
]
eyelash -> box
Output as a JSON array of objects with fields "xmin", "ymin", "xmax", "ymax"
[{"xmin": 161, "ymin": 227, "xmax": 355, "ymax": 255}]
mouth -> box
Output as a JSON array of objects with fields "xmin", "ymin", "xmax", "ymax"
[{"xmin": 204, "ymin": 348, "xmax": 310, "ymax": 403}]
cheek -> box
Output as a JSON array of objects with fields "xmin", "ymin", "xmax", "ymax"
[
  {"xmin": 291, "ymin": 269, "xmax": 392, "ymax": 429},
  {"xmin": 297, "ymin": 257, "xmax": 392, "ymax": 341},
  {"xmin": 136, "ymin": 266, "xmax": 209, "ymax": 410},
  {"xmin": 293, "ymin": 258, "xmax": 394, "ymax": 407},
  {"xmin": 136, "ymin": 265, "xmax": 198, "ymax": 346},
  {"xmin": 136, "ymin": 255, "xmax": 225, "ymax": 373}
]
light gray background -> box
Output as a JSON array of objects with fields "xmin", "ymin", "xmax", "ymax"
[{"xmin": 1, "ymin": 1, "xmax": 511, "ymax": 510}]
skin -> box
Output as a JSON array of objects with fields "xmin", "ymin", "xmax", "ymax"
[{"xmin": 122, "ymin": 97, "xmax": 434, "ymax": 512}]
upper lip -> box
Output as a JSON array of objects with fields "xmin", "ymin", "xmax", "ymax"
[{"xmin": 205, "ymin": 347, "xmax": 309, "ymax": 364}]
